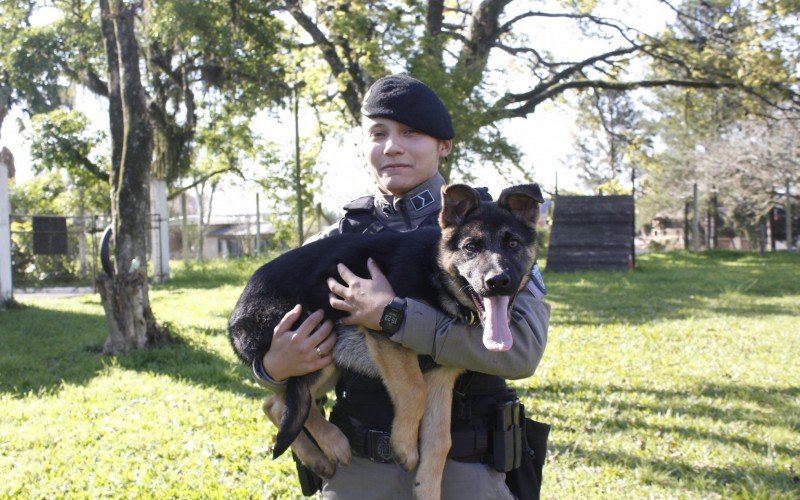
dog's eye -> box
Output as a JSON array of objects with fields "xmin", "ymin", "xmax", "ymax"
[
  {"xmin": 507, "ymin": 238, "xmax": 520, "ymax": 249},
  {"xmin": 463, "ymin": 241, "xmax": 480, "ymax": 252}
]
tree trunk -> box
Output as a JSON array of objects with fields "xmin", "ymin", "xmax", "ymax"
[{"xmin": 98, "ymin": 0, "xmax": 165, "ymax": 354}]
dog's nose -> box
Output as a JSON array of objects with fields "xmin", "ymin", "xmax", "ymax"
[{"xmin": 485, "ymin": 273, "xmax": 511, "ymax": 291}]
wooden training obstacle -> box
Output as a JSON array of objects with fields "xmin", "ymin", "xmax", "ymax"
[{"xmin": 546, "ymin": 195, "xmax": 634, "ymax": 272}]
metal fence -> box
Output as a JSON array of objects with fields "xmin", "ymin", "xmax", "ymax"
[{"xmin": 9, "ymin": 213, "xmax": 166, "ymax": 288}]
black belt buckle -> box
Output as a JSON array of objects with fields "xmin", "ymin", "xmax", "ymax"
[
  {"xmin": 367, "ymin": 429, "xmax": 394, "ymax": 463},
  {"xmin": 492, "ymin": 399, "xmax": 522, "ymax": 472}
]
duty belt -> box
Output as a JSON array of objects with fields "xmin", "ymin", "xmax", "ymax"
[{"xmin": 330, "ymin": 408, "xmax": 494, "ymax": 465}]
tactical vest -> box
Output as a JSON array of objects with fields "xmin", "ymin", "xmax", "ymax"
[{"xmin": 330, "ymin": 194, "xmax": 515, "ymax": 451}]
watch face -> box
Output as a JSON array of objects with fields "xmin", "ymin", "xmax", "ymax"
[
  {"xmin": 382, "ymin": 309, "xmax": 402, "ymax": 329},
  {"xmin": 381, "ymin": 298, "xmax": 406, "ymax": 333}
]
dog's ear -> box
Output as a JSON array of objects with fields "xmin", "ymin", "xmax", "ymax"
[
  {"xmin": 440, "ymin": 184, "xmax": 480, "ymax": 229},
  {"xmin": 498, "ymin": 184, "xmax": 544, "ymax": 227}
]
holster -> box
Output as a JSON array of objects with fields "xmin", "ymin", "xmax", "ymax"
[
  {"xmin": 504, "ymin": 405, "xmax": 551, "ymax": 500},
  {"xmin": 491, "ymin": 398, "xmax": 523, "ymax": 472}
]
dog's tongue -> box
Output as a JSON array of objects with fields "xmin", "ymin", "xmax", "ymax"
[{"xmin": 482, "ymin": 296, "xmax": 513, "ymax": 352}]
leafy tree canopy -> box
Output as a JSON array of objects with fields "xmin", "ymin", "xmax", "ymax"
[{"xmin": 278, "ymin": 0, "xmax": 799, "ymax": 181}]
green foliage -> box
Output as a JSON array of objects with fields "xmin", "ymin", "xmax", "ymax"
[
  {"xmin": 10, "ymin": 169, "xmax": 107, "ymax": 215},
  {"xmin": 28, "ymin": 109, "xmax": 109, "ymax": 187},
  {"xmin": 0, "ymin": 17, "xmax": 65, "ymax": 117},
  {"xmin": 144, "ymin": 0, "xmax": 288, "ymax": 183},
  {"xmin": 596, "ymin": 179, "xmax": 632, "ymax": 196},
  {"xmin": 536, "ymin": 227, "xmax": 550, "ymax": 259},
  {"xmin": 1, "ymin": 252, "xmax": 798, "ymax": 497}
]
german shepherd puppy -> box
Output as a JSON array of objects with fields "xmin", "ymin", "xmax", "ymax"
[{"xmin": 228, "ymin": 183, "xmax": 543, "ymax": 499}]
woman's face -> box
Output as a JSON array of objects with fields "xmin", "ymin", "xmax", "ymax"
[{"xmin": 362, "ymin": 116, "xmax": 452, "ymax": 196}]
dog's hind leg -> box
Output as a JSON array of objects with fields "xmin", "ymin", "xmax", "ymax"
[
  {"xmin": 303, "ymin": 365, "xmax": 351, "ymax": 466},
  {"xmin": 413, "ymin": 366, "xmax": 464, "ymax": 500},
  {"xmin": 262, "ymin": 394, "xmax": 336, "ymax": 478},
  {"xmin": 367, "ymin": 335, "xmax": 426, "ymax": 472}
]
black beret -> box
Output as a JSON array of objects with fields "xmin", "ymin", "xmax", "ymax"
[{"xmin": 361, "ymin": 74, "xmax": 455, "ymax": 140}]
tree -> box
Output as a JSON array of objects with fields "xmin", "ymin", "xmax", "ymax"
[
  {"xmin": 277, "ymin": 0, "xmax": 799, "ymax": 182},
  {"xmin": 635, "ymin": 0, "xmax": 799, "ymax": 227},
  {"xmin": 567, "ymin": 89, "xmax": 644, "ymax": 192},
  {"xmin": 7, "ymin": 0, "xmax": 288, "ymax": 201},
  {"xmin": 142, "ymin": 0, "xmax": 287, "ymax": 185},
  {"xmin": 0, "ymin": 1, "xmax": 68, "ymax": 140},
  {"xmin": 96, "ymin": 0, "xmax": 165, "ymax": 354},
  {"xmin": 696, "ymin": 115, "xmax": 800, "ymax": 243}
]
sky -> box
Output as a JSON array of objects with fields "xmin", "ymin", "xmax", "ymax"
[{"xmin": 2, "ymin": 0, "xmax": 676, "ymax": 218}]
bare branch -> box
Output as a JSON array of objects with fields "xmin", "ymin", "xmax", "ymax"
[
  {"xmin": 282, "ymin": 0, "xmax": 364, "ymax": 122},
  {"xmin": 489, "ymin": 78, "xmax": 742, "ymax": 124},
  {"xmin": 168, "ymin": 166, "xmax": 243, "ymax": 200}
]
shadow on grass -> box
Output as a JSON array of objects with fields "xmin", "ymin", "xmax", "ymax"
[
  {"xmin": 0, "ymin": 303, "xmax": 259, "ymax": 400},
  {"xmin": 523, "ymin": 381, "xmax": 800, "ymax": 429},
  {"xmin": 521, "ymin": 381, "xmax": 800, "ymax": 495},
  {"xmin": 560, "ymin": 444, "xmax": 798, "ymax": 496},
  {"xmin": 544, "ymin": 251, "xmax": 800, "ymax": 326}
]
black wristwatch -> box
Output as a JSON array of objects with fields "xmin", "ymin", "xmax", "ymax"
[{"xmin": 379, "ymin": 297, "xmax": 407, "ymax": 334}]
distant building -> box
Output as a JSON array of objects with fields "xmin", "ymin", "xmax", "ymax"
[
  {"xmin": 639, "ymin": 210, "xmax": 755, "ymax": 251},
  {"xmin": 639, "ymin": 212, "xmax": 685, "ymax": 251},
  {"xmin": 168, "ymin": 216, "xmax": 274, "ymax": 259}
]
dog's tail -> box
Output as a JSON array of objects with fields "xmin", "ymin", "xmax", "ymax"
[{"xmin": 273, "ymin": 376, "xmax": 312, "ymax": 459}]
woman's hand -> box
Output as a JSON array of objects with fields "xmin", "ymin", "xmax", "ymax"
[
  {"xmin": 262, "ymin": 305, "xmax": 336, "ymax": 382},
  {"xmin": 327, "ymin": 258, "xmax": 396, "ymax": 331}
]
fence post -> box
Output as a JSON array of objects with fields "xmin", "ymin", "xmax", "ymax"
[
  {"xmin": 0, "ymin": 151, "xmax": 12, "ymax": 305},
  {"xmin": 150, "ymin": 179, "xmax": 170, "ymax": 283}
]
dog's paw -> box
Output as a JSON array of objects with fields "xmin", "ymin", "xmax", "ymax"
[
  {"xmin": 288, "ymin": 429, "xmax": 337, "ymax": 478},
  {"xmin": 413, "ymin": 479, "xmax": 440, "ymax": 500},
  {"xmin": 391, "ymin": 436, "xmax": 419, "ymax": 472},
  {"xmin": 318, "ymin": 425, "xmax": 352, "ymax": 466},
  {"xmin": 305, "ymin": 455, "xmax": 337, "ymax": 479}
]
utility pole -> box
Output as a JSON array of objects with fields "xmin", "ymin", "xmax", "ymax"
[
  {"xmin": 293, "ymin": 82, "xmax": 305, "ymax": 247},
  {"xmin": 692, "ymin": 183, "xmax": 699, "ymax": 252},
  {"xmin": 181, "ymin": 193, "xmax": 189, "ymax": 263},
  {"xmin": 256, "ymin": 193, "xmax": 261, "ymax": 255},
  {"xmin": 787, "ymin": 178, "xmax": 793, "ymax": 250},
  {"xmin": 710, "ymin": 187, "xmax": 719, "ymax": 249},
  {"xmin": 631, "ymin": 166, "xmax": 636, "ymax": 269}
]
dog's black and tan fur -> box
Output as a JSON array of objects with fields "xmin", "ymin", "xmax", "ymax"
[{"xmin": 228, "ymin": 183, "xmax": 543, "ymax": 499}]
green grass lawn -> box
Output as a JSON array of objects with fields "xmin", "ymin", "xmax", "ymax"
[{"xmin": 1, "ymin": 251, "xmax": 798, "ymax": 498}]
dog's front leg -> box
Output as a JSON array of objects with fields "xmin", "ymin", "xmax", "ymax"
[
  {"xmin": 366, "ymin": 335, "xmax": 426, "ymax": 472},
  {"xmin": 413, "ymin": 366, "xmax": 464, "ymax": 500}
]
